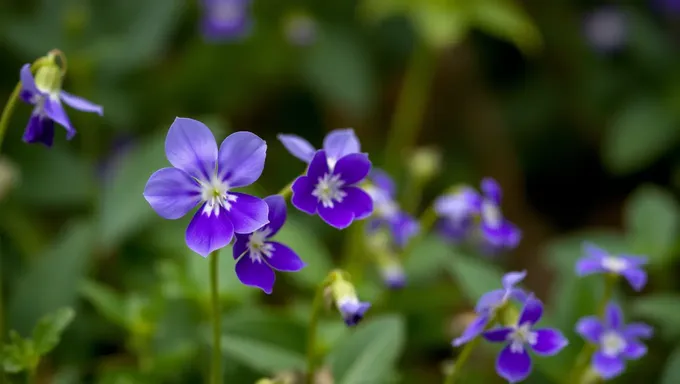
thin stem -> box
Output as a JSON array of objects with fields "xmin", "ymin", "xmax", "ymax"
[
  {"xmin": 383, "ymin": 39, "xmax": 436, "ymax": 175},
  {"xmin": 0, "ymin": 83, "xmax": 22, "ymax": 152},
  {"xmin": 209, "ymin": 250, "xmax": 222, "ymax": 384},
  {"xmin": 26, "ymin": 367, "xmax": 36, "ymax": 384},
  {"xmin": 443, "ymin": 336, "xmax": 481, "ymax": 384},
  {"xmin": 305, "ymin": 282, "xmax": 327, "ymax": 384},
  {"xmin": 278, "ymin": 180, "xmax": 293, "ymax": 201},
  {"xmin": 342, "ymin": 221, "xmax": 366, "ymax": 281}
]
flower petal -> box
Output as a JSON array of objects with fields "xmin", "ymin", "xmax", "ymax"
[
  {"xmin": 165, "ymin": 117, "xmax": 217, "ymax": 181},
  {"xmin": 575, "ymin": 257, "xmax": 606, "ymax": 276},
  {"xmin": 453, "ymin": 312, "xmax": 491, "ymax": 347},
  {"xmin": 291, "ymin": 176, "xmax": 318, "ymax": 214},
  {"xmin": 481, "ymin": 177, "xmax": 502, "ymax": 203},
  {"xmin": 232, "ymin": 234, "xmax": 249, "ymax": 260},
  {"xmin": 518, "ymin": 297, "xmax": 543, "ymax": 326},
  {"xmin": 622, "ymin": 340, "xmax": 647, "ymax": 359},
  {"xmin": 44, "ymin": 97, "xmax": 75, "ymax": 139},
  {"xmin": 575, "ymin": 316, "xmax": 604, "ymax": 343},
  {"xmin": 143, "ymin": 167, "xmax": 201, "ymax": 219},
  {"xmin": 502, "ymin": 271, "xmax": 527, "ymax": 290},
  {"xmin": 388, "ymin": 212, "xmax": 419, "ymax": 248},
  {"xmin": 20, "ymin": 64, "xmax": 39, "ymax": 94},
  {"xmin": 531, "ymin": 329, "xmax": 568, "ymax": 356},
  {"xmin": 621, "ymin": 267, "xmax": 647, "ymax": 292},
  {"xmin": 370, "ymin": 168, "xmax": 396, "ymax": 197},
  {"xmin": 605, "ymin": 302, "xmax": 624, "ymax": 330},
  {"xmin": 334, "ymin": 153, "xmax": 371, "ymax": 185},
  {"xmin": 318, "ymin": 204, "xmax": 354, "ymax": 229},
  {"xmin": 592, "ymin": 351, "xmax": 625, "ymax": 379},
  {"xmin": 226, "ymin": 192, "xmax": 269, "ymax": 234},
  {"xmin": 339, "ymin": 186, "xmax": 373, "ymax": 220},
  {"xmin": 619, "ymin": 255, "xmax": 648, "ymax": 267},
  {"xmin": 622, "ymin": 323, "xmax": 653, "ymax": 339},
  {"xmin": 265, "ymin": 241, "xmax": 305, "ymax": 272},
  {"xmin": 22, "ymin": 115, "xmax": 55, "ymax": 147},
  {"xmin": 307, "ymin": 150, "xmax": 330, "ymax": 180},
  {"xmin": 185, "ymin": 205, "xmax": 235, "ymax": 257},
  {"xmin": 322, "ymin": 128, "xmax": 360, "ymax": 163},
  {"xmin": 277, "ymin": 134, "xmax": 316, "ymax": 163},
  {"xmin": 235, "ymin": 254, "xmax": 275, "ymax": 294},
  {"xmin": 475, "ymin": 289, "xmax": 505, "ymax": 313},
  {"xmin": 583, "ymin": 242, "xmax": 608, "ymax": 260},
  {"xmin": 481, "ymin": 220, "xmax": 521, "ymax": 249},
  {"xmin": 60, "ymin": 91, "xmax": 103, "ymax": 115},
  {"xmin": 218, "ymin": 131, "xmax": 267, "ymax": 187},
  {"xmin": 496, "ymin": 345, "xmax": 532, "ymax": 383},
  {"xmin": 263, "ymin": 195, "xmax": 287, "ymax": 236},
  {"xmin": 483, "ymin": 327, "xmax": 513, "ymax": 343}
]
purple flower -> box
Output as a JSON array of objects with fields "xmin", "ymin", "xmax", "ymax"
[
  {"xmin": 291, "ymin": 150, "xmax": 373, "ymax": 229},
  {"xmin": 575, "ymin": 243, "xmax": 648, "ymax": 291},
  {"xmin": 365, "ymin": 169, "xmax": 419, "ymax": 247},
  {"xmin": 338, "ymin": 299, "xmax": 371, "ymax": 326},
  {"xmin": 232, "ymin": 195, "xmax": 305, "ymax": 294},
  {"xmin": 478, "ymin": 178, "xmax": 521, "ymax": 250},
  {"xmin": 201, "ymin": 0, "xmax": 252, "ymax": 42},
  {"xmin": 483, "ymin": 298, "xmax": 568, "ymax": 383},
  {"xmin": 434, "ymin": 186, "xmax": 481, "ymax": 242},
  {"xmin": 19, "ymin": 64, "xmax": 103, "ymax": 147},
  {"xmin": 278, "ymin": 128, "xmax": 360, "ymax": 169},
  {"xmin": 583, "ymin": 7, "xmax": 628, "ymax": 53},
  {"xmin": 576, "ymin": 302, "xmax": 653, "ymax": 379},
  {"xmin": 378, "ymin": 258, "xmax": 406, "ymax": 289},
  {"xmin": 143, "ymin": 118, "xmax": 269, "ymax": 257},
  {"xmin": 453, "ymin": 271, "xmax": 528, "ymax": 347}
]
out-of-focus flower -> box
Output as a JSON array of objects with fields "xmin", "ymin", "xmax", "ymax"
[
  {"xmin": 654, "ymin": 0, "xmax": 680, "ymax": 15},
  {"xmin": 575, "ymin": 243, "xmax": 648, "ymax": 291},
  {"xmin": 575, "ymin": 302, "xmax": 653, "ymax": 379},
  {"xmin": 583, "ymin": 7, "xmax": 628, "ymax": 52},
  {"xmin": 0, "ymin": 157, "xmax": 19, "ymax": 201},
  {"xmin": 478, "ymin": 178, "xmax": 521, "ymax": 251},
  {"xmin": 483, "ymin": 297, "xmax": 568, "ymax": 383},
  {"xmin": 365, "ymin": 169, "xmax": 419, "ymax": 247},
  {"xmin": 434, "ymin": 186, "xmax": 480, "ymax": 242},
  {"xmin": 201, "ymin": 0, "xmax": 252, "ymax": 42},
  {"xmin": 143, "ymin": 118, "xmax": 269, "ymax": 257},
  {"xmin": 328, "ymin": 275, "xmax": 371, "ymax": 327},
  {"xmin": 283, "ymin": 11, "xmax": 317, "ymax": 46},
  {"xmin": 453, "ymin": 271, "xmax": 528, "ymax": 347},
  {"xmin": 19, "ymin": 63, "xmax": 102, "ymax": 147},
  {"xmin": 408, "ymin": 147, "xmax": 442, "ymax": 182},
  {"xmin": 291, "ymin": 150, "xmax": 373, "ymax": 229},
  {"xmin": 232, "ymin": 195, "xmax": 305, "ymax": 294},
  {"xmin": 377, "ymin": 255, "xmax": 406, "ymax": 289},
  {"xmin": 278, "ymin": 128, "xmax": 360, "ymax": 170}
]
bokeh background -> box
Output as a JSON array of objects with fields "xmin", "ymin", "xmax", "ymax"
[{"xmin": 1, "ymin": 0, "xmax": 680, "ymax": 383}]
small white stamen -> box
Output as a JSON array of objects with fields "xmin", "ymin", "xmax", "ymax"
[
  {"xmin": 507, "ymin": 323, "xmax": 537, "ymax": 353},
  {"xmin": 200, "ymin": 175, "xmax": 237, "ymax": 217},
  {"xmin": 600, "ymin": 330, "xmax": 626, "ymax": 357},
  {"xmin": 601, "ymin": 257, "xmax": 627, "ymax": 273},
  {"xmin": 481, "ymin": 200, "xmax": 502, "ymax": 228},
  {"xmin": 312, "ymin": 172, "xmax": 346, "ymax": 208},
  {"xmin": 247, "ymin": 228, "xmax": 274, "ymax": 262}
]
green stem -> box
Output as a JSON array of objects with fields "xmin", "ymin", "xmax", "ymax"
[
  {"xmin": 383, "ymin": 39, "xmax": 436, "ymax": 175},
  {"xmin": 0, "ymin": 84, "xmax": 22, "ymax": 152},
  {"xmin": 209, "ymin": 250, "xmax": 222, "ymax": 384},
  {"xmin": 278, "ymin": 181, "xmax": 293, "ymax": 201},
  {"xmin": 443, "ymin": 311, "xmax": 499, "ymax": 384},
  {"xmin": 342, "ymin": 221, "xmax": 366, "ymax": 281},
  {"xmin": 305, "ymin": 282, "xmax": 327, "ymax": 384},
  {"xmin": 26, "ymin": 367, "xmax": 36, "ymax": 384}
]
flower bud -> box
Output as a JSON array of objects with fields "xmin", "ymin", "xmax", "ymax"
[
  {"xmin": 329, "ymin": 277, "xmax": 371, "ymax": 327},
  {"xmin": 33, "ymin": 62, "xmax": 62, "ymax": 95},
  {"xmin": 408, "ymin": 147, "xmax": 442, "ymax": 182}
]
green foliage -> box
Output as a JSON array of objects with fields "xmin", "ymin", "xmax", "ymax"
[
  {"xmin": 661, "ymin": 345, "xmax": 680, "ymax": 384},
  {"xmin": 32, "ymin": 307, "xmax": 76, "ymax": 355},
  {"xmin": 444, "ymin": 251, "xmax": 504, "ymax": 303},
  {"xmin": 631, "ymin": 294, "xmax": 680, "ymax": 340}
]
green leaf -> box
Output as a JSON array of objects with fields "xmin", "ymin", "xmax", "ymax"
[
  {"xmin": 32, "ymin": 307, "xmax": 76, "ymax": 356},
  {"xmin": 411, "ymin": 3, "xmax": 468, "ymax": 49},
  {"xmin": 220, "ymin": 334, "xmax": 306, "ymax": 374},
  {"xmin": 469, "ymin": 0, "xmax": 542, "ymax": 54},
  {"xmin": 328, "ymin": 315, "xmax": 406, "ymax": 384},
  {"xmin": 403, "ymin": 236, "xmax": 450, "ymax": 285},
  {"xmin": 80, "ymin": 280, "xmax": 129, "ymax": 328},
  {"xmin": 9, "ymin": 221, "xmax": 94, "ymax": 335},
  {"xmin": 624, "ymin": 185, "xmax": 680, "ymax": 266},
  {"xmin": 661, "ymin": 345, "xmax": 680, "ymax": 384},
  {"xmin": 444, "ymin": 252, "xmax": 504, "ymax": 303},
  {"xmin": 1, "ymin": 331, "xmax": 34, "ymax": 374},
  {"xmin": 630, "ymin": 294, "xmax": 680, "ymax": 340},
  {"xmin": 602, "ymin": 98, "xmax": 680, "ymax": 175}
]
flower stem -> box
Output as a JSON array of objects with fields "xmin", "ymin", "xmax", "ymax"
[
  {"xmin": 383, "ymin": 39, "xmax": 436, "ymax": 175},
  {"xmin": 305, "ymin": 280, "xmax": 328, "ymax": 384},
  {"xmin": 209, "ymin": 250, "xmax": 222, "ymax": 384},
  {"xmin": 278, "ymin": 180, "xmax": 293, "ymax": 201},
  {"xmin": 443, "ymin": 311, "xmax": 498, "ymax": 384}
]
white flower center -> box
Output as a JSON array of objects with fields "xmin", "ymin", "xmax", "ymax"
[
  {"xmin": 200, "ymin": 175, "xmax": 237, "ymax": 217},
  {"xmin": 481, "ymin": 200, "xmax": 502, "ymax": 228},
  {"xmin": 312, "ymin": 172, "xmax": 346, "ymax": 208},
  {"xmin": 213, "ymin": 2, "xmax": 241, "ymax": 25},
  {"xmin": 507, "ymin": 323, "xmax": 537, "ymax": 353},
  {"xmin": 600, "ymin": 330, "xmax": 626, "ymax": 357},
  {"xmin": 247, "ymin": 228, "xmax": 274, "ymax": 262},
  {"xmin": 601, "ymin": 257, "xmax": 627, "ymax": 273}
]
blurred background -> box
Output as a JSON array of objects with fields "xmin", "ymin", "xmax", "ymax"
[{"xmin": 0, "ymin": 0, "xmax": 679, "ymax": 383}]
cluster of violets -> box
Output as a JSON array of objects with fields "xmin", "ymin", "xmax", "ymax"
[{"xmin": 453, "ymin": 243, "xmax": 652, "ymax": 382}]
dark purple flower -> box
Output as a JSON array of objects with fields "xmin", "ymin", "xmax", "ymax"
[
  {"xmin": 291, "ymin": 150, "xmax": 373, "ymax": 229},
  {"xmin": 283, "ymin": 11, "xmax": 317, "ymax": 46},
  {"xmin": 453, "ymin": 271, "xmax": 528, "ymax": 347},
  {"xmin": 575, "ymin": 243, "xmax": 648, "ymax": 291},
  {"xmin": 278, "ymin": 128, "xmax": 360, "ymax": 169},
  {"xmin": 483, "ymin": 298, "xmax": 568, "ymax": 383},
  {"xmin": 478, "ymin": 178, "xmax": 521, "ymax": 250},
  {"xmin": 434, "ymin": 186, "xmax": 481, "ymax": 243},
  {"xmin": 583, "ymin": 7, "xmax": 628, "ymax": 53},
  {"xmin": 338, "ymin": 299, "xmax": 371, "ymax": 327},
  {"xmin": 575, "ymin": 302, "xmax": 652, "ymax": 379},
  {"xmin": 19, "ymin": 64, "xmax": 103, "ymax": 147},
  {"xmin": 143, "ymin": 118, "xmax": 269, "ymax": 257},
  {"xmin": 201, "ymin": 0, "xmax": 252, "ymax": 42},
  {"xmin": 232, "ymin": 195, "xmax": 305, "ymax": 294},
  {"xmin": 365, "ymin": 169, "xmax": 419, "ymax": 247}
]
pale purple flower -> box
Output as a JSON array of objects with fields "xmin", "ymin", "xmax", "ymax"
[
  {"xmin": 378, "ymin": 258, "xmax": 406, "ymax": 289},
  {"xmin": 232, "ymin": 195, "xmax": 305, "ymax": 294},
  {"xmin": 338, "ymin": 298, "xmax": 371, "ymax": 327},
  {"xmin": 576, "ymin": 302, "xmax": 652, "ymax": 379},
  {"xmin": 483, "ymin": 298, "xmax": 568, "ymax": 383},
  {"xmin": 434, "ymin": 186, "xmax": 481, "ymax": 243},
  {"xmin": 278, "ymin": 128, "xmax": 360, "ymax": 169},
  {"xmin": 365, "ymin": 169, "xmax": 419, "ymax": 247},
  {"xmin": 453, "ymin": 271, "xmax": 528, "ymax": 347},
  {"xmin": 575, "ymin": 243, "xmax": 648, "ymax": 291},
  {"xmin": 478, "ymin": 178, "xmax": 521, "ymax": 250},
  {"xmin": 143, "ymin": 118, "xmax": 269, "ymax": 257},
  {"xmin": 201, "ymin": 0, "xmax": 252, "ymax": 42},
  {"xmin": 583, "ymin": 7, "xmax": 628, "ymax": 52},
  {"xmin": 291, "ymin": 150, "xmax": 373, "ymax": 229},
  {"xmin": 19, "ymin": 64, "xmax": 103, "ymax": 147}
]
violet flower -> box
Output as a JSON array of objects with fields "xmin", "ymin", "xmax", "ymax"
[
  {"xmin": 434, "ymin": 186, "xmax": 481, "ymax": 243},
  {"xmin": 291, "ymin": 150, "xmax": 373, "ymax": 229},
  {"xmin": 483, "ymin": 297, "xmax": 568, "ymax": 383},
  {"xmin": 201, "ymin": 0, "xmax": 252, "ymax": 41},
  {"xmin": 378, "ymin": 258, "xmax": 406, "ymax": 289},
  {"xmin": 143, "ymin": 118, "xmax": 269, "ymax": 257},
  {"xmin": 19, "ymin": 64, "xmax": 103, "ymax": 147},
  {"xmin": 232, "ymin": 195, "xmax": 305, "ymax": 294},
  {"xmin": 453, "ymin": 271, "xmax": 528, "ymax": 347},
  {"xmin": 478, "ymin": 178, "xmax": 521, "ymax": 250},
  {"xmin": 278, "ymin": 128, "xmax": 360, "ymax": 169},
  {"xmin": 583, "ymin": 7, "xmax": 628, "ymax": 53},
  {"xmin": 329, "ymin": 278, "xmax": 371, "ymax": 326},
  {"xmin": 576, "ymin": 302, "xmax": 653, "ymax": 379},
  {"xmin": 575, "ymin": 243, "xmax": 648, "ymax": 291}
]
